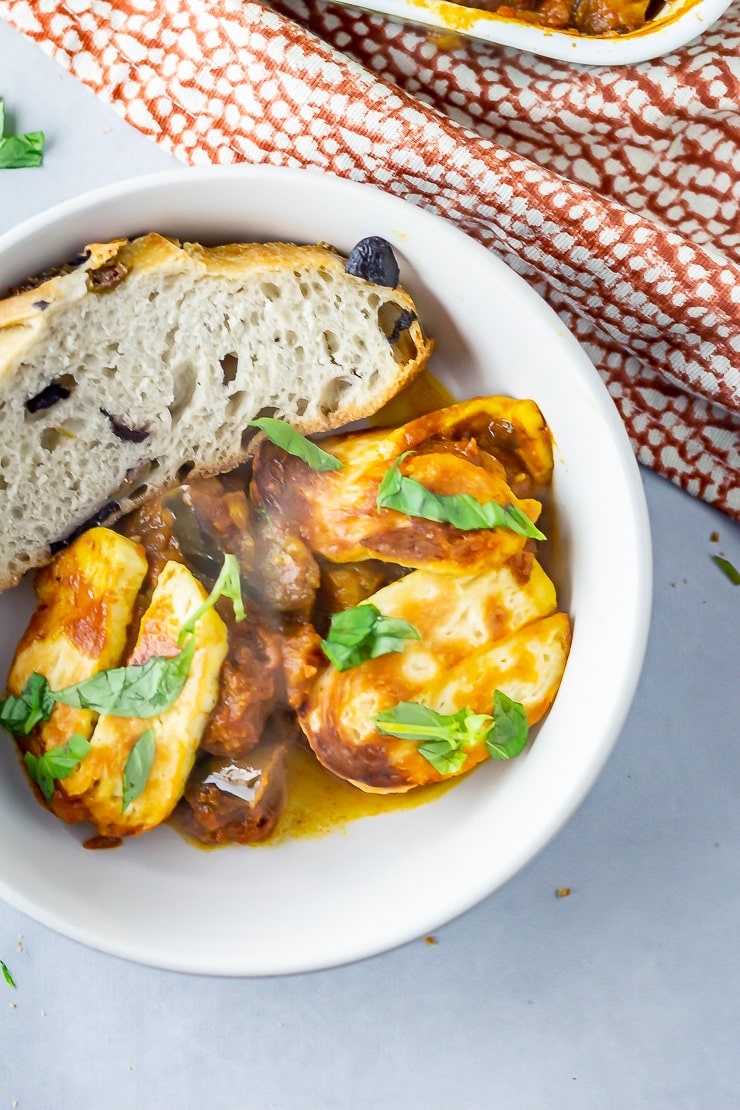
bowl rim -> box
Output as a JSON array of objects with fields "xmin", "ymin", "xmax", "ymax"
[
  {"xmin": 0, "ymin": 165, "xmax": 653, "ymax": 975},
  {"xmin": 322, "ymin": 0, "xmax": 732, "ymax": 65}
]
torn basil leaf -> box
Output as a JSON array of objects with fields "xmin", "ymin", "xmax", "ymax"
[
  {"xmin": 24, "ymin": 733, "xmax": 92, "ymax": 803},
  {"xmin": 122, "ymin": 728, "xmax": 156, "ymax": 812},
  {"xmin": 376, "ymin": 452, "xmax": 546, "ymax": 540},
  {"xmin": 712, "ymin": 555, "xmax": 740, "ymax": 585},
  {"xmin": 249, "ymin": 417, "xmax": 343, "ymax": 472},
  {"xmin": 373, "ymin": 690, "xmax": 529, "ymax": 773},
  {"xmin": 0, "ymin": 673, "xmax": 55, "ymax": 736},
  {"xmin": 54, "ymin": 637, "xmax": 196, "ymax": 719},
  {"xmin": 0, "ymin": 102, "xmax": 44, "ymax": 169},
  {"xmin": 321, "ymin": 603, "xmax": 421, "ymax": 671},
  {"xmin": 485, "ymin": 690, "xmax": 529, "ymax": 760},
  {"xmin": 373, "ymin": 701, "xmax": 492, "ymax": 749},
  {"xmin": 179, "ymin": 552, "xmax": 246, "ymax": 643}
]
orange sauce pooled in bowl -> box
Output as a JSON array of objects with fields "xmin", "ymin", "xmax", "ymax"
[{"xmin": 266, "ymin": 742, "xmax": 460, "ymax": 845}]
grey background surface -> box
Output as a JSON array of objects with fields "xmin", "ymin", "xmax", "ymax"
[{"xmin": 1, "ymin": 18, "xmax": 739, "ymax": 1109}]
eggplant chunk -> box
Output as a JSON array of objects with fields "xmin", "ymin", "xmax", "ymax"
[
  {"xmin": 177, "ymin": 732, "xmax": 289, "ymax": 845},
  {"xmin": 71, "ymin": 560, "xmax": 229, "ymax": 837}
]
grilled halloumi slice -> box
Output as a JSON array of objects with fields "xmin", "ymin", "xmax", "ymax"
[
  {"xmin": 7, "ymin": 528, "xmax": 148, "ymax": 819},
  {"xmin": 74, "ymin": 560, "xmax": 229, "ymax": 837},
  {"xmin": 252, "ymin": 397, "xmax": 552, "ymax": 575},
  {"xmin": 295, "ymin": 559, "xmax": 571, "ymax": 792}
]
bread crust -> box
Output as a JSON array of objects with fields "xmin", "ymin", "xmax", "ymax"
[{"xmin": 0, "ymin": 234, "xmax": 434, "ymax": 591}]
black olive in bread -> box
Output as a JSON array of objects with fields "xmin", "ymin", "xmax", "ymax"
[{"xmin": 0, "ymin": 233, "xmax": 433, "ymax": 591}]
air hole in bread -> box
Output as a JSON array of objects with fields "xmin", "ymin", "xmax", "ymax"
[
  {"xmin": 295, "ymin": 398, "xmax": 309, "ymax": 417},
  {"xmin": 220, "ymin": 353, "xmax": 239, "ymax": 388},
  {"xmin": 226, "ymin": 392, "xmax": 245, "ymax": 417},
  {"xmin": 319, "ymin": 377, "xmax": 353, "ymax": 416},
  {"xmin": 169, "ymin": 363, "xmax": 198, "ymax": 424},
  {"xmin": 0, "ymin": 474, "xmax": 6, "ymax": 491},
  {"xmin": 102, "ymin": 366, "xmax": 117, "ymax": 380},
  {"xmin": 323, "ymin": 331, "xmax": 340, "ymax": 359},
  {"xmin": 254, "ymin": 406, "xmax": 279, "ymax": 420},
  {"xmin": 177, "ymin": 461, "xmax": 195, "ymax": 482},
  {"xmin": 260, "ymin": 282, "xmax": 281, "ymax": 302},
  {"xmin": 40, "ymin": 428, "xmax": 65, "ymax": 453}
]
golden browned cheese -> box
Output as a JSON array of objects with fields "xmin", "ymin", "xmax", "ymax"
[
  {"xmin": 252, "ymin": 397, "xmax": 552, "ymax": 574},
  {"xmin": 291, "ymin": 561, "xmax": 571, "ymax": 792},
  {"xmin": 7, "ymin": 528, "xmax": 148, "ymax": 821},
  {"xmin": 71, "ymin": 561, "xmax": 228, "ymax": 837}
]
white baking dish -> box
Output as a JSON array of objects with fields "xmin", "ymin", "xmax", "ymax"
[{"xmin": 325, "ymin": 0, "xmax": 733, "ymax": 65}]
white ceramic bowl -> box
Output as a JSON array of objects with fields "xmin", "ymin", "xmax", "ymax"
[
  {"xmin": 0, "ymin": 167, "xmax": 651, "ymax": 975},
  {"xmin": 325, "ymin": 0, "xmax": 732, "ymax": 65}
]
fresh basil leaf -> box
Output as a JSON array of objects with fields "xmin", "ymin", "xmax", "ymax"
[
  {"xmin": 0, "ymin": 131, "xmax": 45, "ymax": 169},
  {"xmin": 417, "ymin": 738, "xmax": 468, "ymax": 775},
  {"xmin": 122, "ymin": 728, "xmax": 156, "ymax": 812},
  {"xmin": 712, "ymin": 555, "xmax": 740, "ymax": 585},
  {"xmin": 24, "ymin": 751, "xmax": 55, "ymax": 803},
  {"xmin": 373, "ymin": 701, "xmax": 492, "ymax": 746},
  {"xmin": 321, "ymin": 604, "xmax": 421, "ymax": 671},
  {"xmin": 42, "ymin": 734, "xmax": 92, "ymax": 779},
  {"xmin": 0, "ymin": 673, "xmax": 55, "ymax": 736},
  {"xmin": 23, "ymin": 733, "xmax": 92, "ymax": 803},
  {"xmin": 485, "ymin": 690, "xmax": 529, "ymax": 760},
  {"xmin": 1, "ymin": 960, "xmax": 15, "ymax": 989},
  {"xmin": 54, "ymin": 636, "xmax": 195, "ymax": 719},
  {"xmin": 179, "ymin": 552, "xmax": 246, "ymax": 643},
  {"xmin": 376, "ymin": 452, "xmax": 546, "ymax": 540},
  {"xmin": 249, "ymin": 417, "xmax": 343, "ymax": 472}
]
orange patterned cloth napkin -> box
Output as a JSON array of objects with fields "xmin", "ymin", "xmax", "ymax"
[{"xmin": 2, "ymin": 0, "xmax": 739, "ymax": 517}]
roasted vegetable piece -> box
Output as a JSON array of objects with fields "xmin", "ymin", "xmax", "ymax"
[
  {"xmin": 291, "ymin": 559, "xmax": 571, "ymax": 791},
  {"xmin": 57, "ymin": 560, "xmax": 228, "ymax": 837},
  {"xmin": 6, "ymin": 527, "xmax": 148, "ymax": 820},
  {"xmin": 251, "ymin": 397, "xmax": 550, "ymax": 575},
  {"xmin": 176, "ymin": 730, "xmax": 289, "ymax": 845},
  {"xmin": 199, "ymin": 611, "xmax": 283, "ymax": 758}
]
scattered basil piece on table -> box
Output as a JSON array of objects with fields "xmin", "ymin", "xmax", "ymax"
[
  {"xmin": 321, "ymin": 603, "xmax": 421, "ymax": 671},
  {"xmin": 1, "ymin": 960, "xmax": 15, "ymax": 989},
  {"xmin": 249, "ymin": 417, "xmax": 343, "ymax": 472},
  {"xmin": 376, "ymin": 452, "xmax": 546, "ymax": 540},
  {"xmin": 712, "ymin": 555, "xmax": 740, "ymax": 585},
  {"xmin": 121, "ymin": 728, "xmax": 156, "ymax": 812},
  {"xmin": 0, "ymin": 100, "xmax": 44, "ymax": 169}
]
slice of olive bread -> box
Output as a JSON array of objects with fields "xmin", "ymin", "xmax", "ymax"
[{"xmin": 0, "ymin": 233, "xmax": 433, "ymax": 591}]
